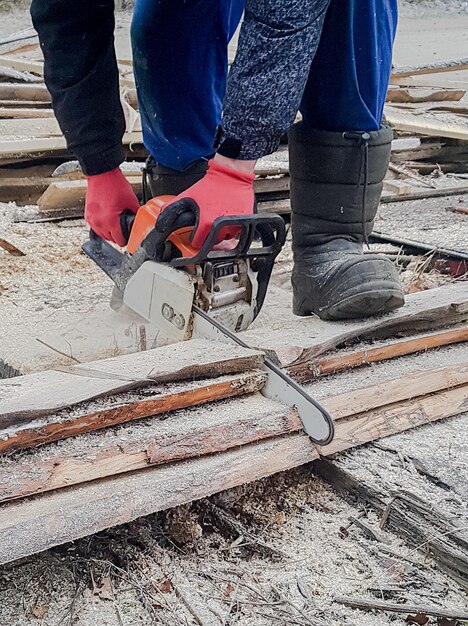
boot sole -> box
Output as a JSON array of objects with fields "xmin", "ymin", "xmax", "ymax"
[{"xmin": 294, "ymin": 280, "xmax": 405, "ymax": 321}]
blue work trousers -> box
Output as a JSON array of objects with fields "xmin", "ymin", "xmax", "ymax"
[{"xmin": 131, "ymin": 0, "xmax": 398, "ymax": 171}]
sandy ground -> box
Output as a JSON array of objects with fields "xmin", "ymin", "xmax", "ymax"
[{"xmin": 0, "ymin": 3, "xmax": 468, "ymax": 626}]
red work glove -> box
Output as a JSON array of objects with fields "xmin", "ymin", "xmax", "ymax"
[
  {"xmin": 85, "ymin": 168, "xmax": 140, "ymax": 246},
  {"xmin": 163, "ymin": 159, "xmax": 255, "ymax": 249}
]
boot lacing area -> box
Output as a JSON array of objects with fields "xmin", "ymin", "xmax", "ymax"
[{"xmin": 343, "ymin": 131, "xmax": 371, "ymax": 247}]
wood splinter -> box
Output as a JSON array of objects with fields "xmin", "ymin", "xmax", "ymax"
[
  {"xmin": 334, "ymin": 595, "xmax": 468, "ymax": 621},
  {"xmin": 0, "ymin": 238, "xmax": 25, "ymax": 257}
]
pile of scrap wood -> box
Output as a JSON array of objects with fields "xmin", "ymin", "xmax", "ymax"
[
  {"xmin": 0, "ymin": 280, "xmax": 467, "ymax": 566},
  {"xmin": 1, "ymin": 27, "xmax": 468, "ymax": 224}
]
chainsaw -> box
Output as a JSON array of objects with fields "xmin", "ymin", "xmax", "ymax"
[{"xmin": 83, "ymin": 195, "xmax": 334, "ymax": 446}]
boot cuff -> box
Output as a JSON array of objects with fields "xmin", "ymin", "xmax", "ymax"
[
  {"xmin": 288, "ymin": 123, "xmax": 392, "ymax": 184},
  {"xmin": 288, "ymin": 123, "xmax": 393, "ymax": 148}
]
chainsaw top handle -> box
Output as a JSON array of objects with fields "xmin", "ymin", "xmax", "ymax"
[{"xmin": 169, "ymin": 213, "xmax": 286, "ymax": 267}]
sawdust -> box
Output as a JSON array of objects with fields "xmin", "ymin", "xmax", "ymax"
[
  {"xmin": 0, "ymin": 202, "xmax": 116, "ymax": 371},
  {"xmin": 0, "ymin": 465, "xmax": 466, "ymax": 626},
  {"xmin": 377, "ymin": 195, "xmax": 468, "ymax": 257}
]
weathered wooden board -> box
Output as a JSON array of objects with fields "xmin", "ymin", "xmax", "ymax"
[
  {"xmin": 376, "ymin": 195, "xmax": 468, "ymax": 257},
  {"xmin": 0, "ymin": 305, "xmax": 175, "ymax": 378},
  {"xmin": 1, "ymin": 375, "xmax": 466, "ymax": 565},
  {"xmin": 0, "ymin": 392, "xmax": 290, "ymax": 501},
  {"xmin": 385, "ymin": 105, "xmax": 468, "ymax": 141},
  {"xmin": 0, "ymin": 131, "xmax": 142, "ymax": 159},
  {"xmin": 321, "ymin": 384, "xmax": 468, "ymax": 457},
  {"xmin": 0, "ymin": 434, "xmax": 317, "ymax": 565},
  {"xmin": 37, "ymin": 177, "xmax": 142, "ymax": 211},
  {"xmin": 322, "ymin": 363, "xmax": 468, "ymax": 420},
  {"xmin": 391, "ymin": 57, "xmax": 468, "ymax": 79},
  {"xmin": 36, "ymin": 175, "xmax": 288, "ymax": 212},
  {"xmin": 387, "ymin": 86, "xmax": 466, "ymax": 103},
  {"xmin": 376, "ymin": 413, "xmax": 468, "ymax": 500},
  {"xmin": 0, "ymin": 108, "xmax": 54, "ymax": 119},
  {"xmin": 0, "ymin": 371, "xmax": 267, "ymax": 454},
  {"xmin": 0, "ymin": 83, "xmax": 50, "ymax": 101},
  {"xmin": 291, "ymin": 326, "xmax": 468, "ymax": 381},
  {"xmin": 0, "ymin": 339, "xmax": 264, "ymax": 426},
  {"xmin": 241, "ymin": 282, "xmax": 468, "ymax": 369},
  {"xmin": 0, "ymin": 176, "xmax": 55, "ymax": 203}
]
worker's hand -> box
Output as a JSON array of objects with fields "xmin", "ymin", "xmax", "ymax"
[
  {"xmin": 85, "ymin": 168, "xmax": 140, "ymax": 246},
  {"xmin": 161, "ymin": 158, "xmax": 256, "ymax": 249}
]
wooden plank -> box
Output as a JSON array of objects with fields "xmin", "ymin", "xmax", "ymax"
[
  {"xmin": 387, "ymin": 86, "xmax": 466, "ymax": 103},
  {"xmin": 259, "ymin": 184, "xmax": 468, "ymax": 214},
  {"xmin": 381, "ymin": 184, "xmax": 468, "ymax": 203},
  {"xmin": 385, "ymin": 105, "xmax": 468, "ymax": 141},
  {"xmin": 0, "ymin": 116, "xmax": 62, "ymax": 139},
  {"xmin": 334, "ymin": 596, "xmax": 468, "ymax": 621},
  {"xmin": 0, "ymin": 99, "xmax": 51, "ymax": 108},
  {"xmin": 0, "ymin": 131, "xmax": 142, "ymax": 159},
  {"xmin": 1, "ymin": 363, "xmax": 466, "ymax": 503},
  {"xmin": 0, "ymin": 238, "xmax": 25, "ymax": 256},
  {"xmin": 0, "ymin": 378, "xmax": 466, "ymax": 565},
  {"xmin": 37, "ymin": 179, "xmax": 97, "ymax": 210},
  {"xmin": 321, "ymin": 384, "xmax": 468, "ymax": 457},
  {"xmin": 0, "ymin": 55, "xmax": 44, "ymax": 76},
  {"xmin": 36, "ymin": 175, "xmax": 288, "ymax": 212},
  {"xmin": 0, "ymin": 108, "xmax": 54, "ymax": 119},
  {"xmin": 0, "ymin": 339, "xmax": 264, "ymax": 427},
  {"xmin": 241, "ymin": 282, "xmax": 468, "ymax": 368},
  {"xmin": 36, "ymin": 176, "xmax": 141, "ymax": 210},
  {"xmin": 0, "ymin": 435, "xmax": 316, "ymax": 565},
  {"xmin": 0, "ymin": 391, "xmax": 290, "ymax": 501},
  {"xmin": 0, "ymin": 371, "xmax": 267, "ymax": 455},
  {"xmin": 383, "ymin": 180, "xmax": 415, "ymax": 196},
  {"xmin": 392, "ymin": 57, "xmax": 468, "ymax": 79},
  {"xmin": 322, "ymin": 363, "xmax": 468, "ymax": 420},
  {"xmin": 0, "ymin": 83, "xmax": 50, "ymax": 101},
  {"xmin": 290, "ymin": 327, "xmax": 468, "ymax": 381},
  {"xmin": 393, "ymin": 76, "xmax": 468, "ymax": 90},
  {"xmin": 0, "ymin": 176, "xmax": 54, "ymax": 203},
  {"xmin": 393, "ymin": 101, "xmax": 468, "ymax": 115},
  {"xmin": 0, "ymin": 65, "xmax": 40, "ymax": 83}
]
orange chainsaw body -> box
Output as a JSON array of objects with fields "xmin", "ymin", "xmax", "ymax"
[{"xmin": 126, "ymin": 195, "xmax": 198, "ymax": 258}]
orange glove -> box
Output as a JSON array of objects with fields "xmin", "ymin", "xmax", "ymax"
[
  {"xmin": 85, "ymin": 168, "xmax": 139, "ymax": 246},
  {"xmin": 162, "ymin": 159, "xmax": 255, "ymax": 249}
]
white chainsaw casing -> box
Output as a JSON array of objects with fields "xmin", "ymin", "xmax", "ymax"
[{"xmin": 123, "ymin": 261, "xmax": 195, "ymax": 345}]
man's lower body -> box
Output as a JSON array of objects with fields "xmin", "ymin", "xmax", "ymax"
[{"xmin": 131, "ymin": 0, "xmax": 404, "ymax": 320}]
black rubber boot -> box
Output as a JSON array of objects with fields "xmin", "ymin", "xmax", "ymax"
[
  {"xmin": 143, "ymin": 157, "xmax": 208, "ymax": 200},
  {"xmin": 288, "ymin": 123, "xmax": 404, "ymax": 321}
]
